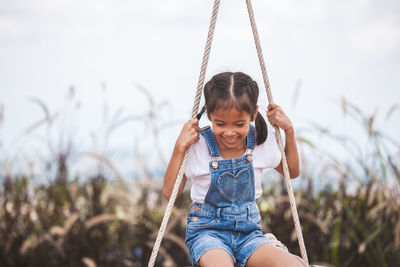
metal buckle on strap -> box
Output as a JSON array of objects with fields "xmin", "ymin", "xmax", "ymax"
[
  {"xmin": 246, "ymin": 205, "xmax": 251, "ymax": 220},
  {"xmin": 216, "ymin": 208, "xmax": 221, "ymax": 220}
]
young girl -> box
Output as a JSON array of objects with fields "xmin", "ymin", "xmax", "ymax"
[{"xmin": 163, "ymin": 72, "xmax": 304, "ymax": 267}]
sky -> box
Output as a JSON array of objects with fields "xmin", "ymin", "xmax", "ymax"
[{"xmin": 0, "ymin": 0, "xmax": 399, "ymax": 180}]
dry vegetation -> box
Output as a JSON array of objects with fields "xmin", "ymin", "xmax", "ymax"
[{"xmin": 0, "ymin": 91, "xmax": 399, "ymax": 266}]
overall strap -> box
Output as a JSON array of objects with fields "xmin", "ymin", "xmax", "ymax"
[
  {"xmin": 246, "ymin": 124, "xmax": 256, "ymax": 149},
  {"xmin": 200, "ymin": 126, "xmax": 220, "ymax": 157}
]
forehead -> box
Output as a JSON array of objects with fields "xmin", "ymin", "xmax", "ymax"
[{"xmin": 209, "ymin": 108, "xmax": 251, "ymax": 121}]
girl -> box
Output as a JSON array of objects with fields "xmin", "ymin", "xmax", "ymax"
[{"xmin": 163, "ymin": 72, "xmax": 304, "ymax": 267}]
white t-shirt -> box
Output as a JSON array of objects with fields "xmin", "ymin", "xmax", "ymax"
[{"xmin": 184, "ymin": 128, "xmax": 282, "ymax": 203}]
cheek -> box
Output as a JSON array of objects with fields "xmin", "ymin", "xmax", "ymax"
[
  {"xmin": 213, "ymin": 129, "xmax": 222, "ymax": 136},
  {"xmin": 240, "ymin": 126, "xmax": 251, "ymax": 136},
  {"xmin": 211, "ymin": 125, "xmax": 223, "ymax": 135}
]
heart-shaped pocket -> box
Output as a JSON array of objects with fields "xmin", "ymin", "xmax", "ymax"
[{"xmin": 217, "ymin": 169, "xmax": 251, "ymax": 202}]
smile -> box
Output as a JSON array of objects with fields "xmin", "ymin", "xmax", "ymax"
[{"xmin": 223, "ymin": 137, "xmax": 240, "ymax": 144}]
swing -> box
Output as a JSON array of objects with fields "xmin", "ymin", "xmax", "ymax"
[{"xmin": 149, "ymin": 1, "xmax": 321, "ymax": 266}]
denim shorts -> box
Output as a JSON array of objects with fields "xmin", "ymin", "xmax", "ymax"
[{"xmin": 185, "ymin": 202, "xmax": 270, "ymax": 267}]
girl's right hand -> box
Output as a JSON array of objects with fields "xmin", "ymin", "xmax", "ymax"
[{"xmin": 175, "ymin": 118, "xmax": 201, "ymax": 152}]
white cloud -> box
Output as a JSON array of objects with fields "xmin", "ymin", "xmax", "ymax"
[
  {"xmin": 0, "ymin": 16, "xmax": 26, "ymax": 38},
  {"xmin": 255, "ymin": 0, "xmax": 326, "ymax": 22},
  {"xmin": 349, "ymin": 15, "xmax": 400, "ymax": 56}
]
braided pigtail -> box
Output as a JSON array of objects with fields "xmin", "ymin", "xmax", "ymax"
[{"xmin": 255, "ymin": 111, "xmax": 268, "ymax": 145}]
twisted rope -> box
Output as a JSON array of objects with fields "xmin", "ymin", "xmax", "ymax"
[
  {"xmin": 149, "ymin": 0, "xmax": 309, "ymax": 265},
  {"xmin": 147, "ymin": 1, "xmax": 221, "ymax": 266},
  {"xmin": 245, "ymin": 0, "xmax": 309, "ymax": 264}
]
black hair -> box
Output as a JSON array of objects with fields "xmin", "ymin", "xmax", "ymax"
[{"xmin": 202, "ymin": 72, "xmax": 268, "ymax": 145}]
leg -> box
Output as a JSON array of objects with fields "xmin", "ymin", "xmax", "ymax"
[
  {"xmin": 245, "ymin": 244, "xmax": 306, "ymax": 267},
  {"xmin": 199, "ymin": 248, "xmax": 235, "ymax": 267},
  {"xmin": 294, "ymin": 255, "xmax": 307, "ymax": 266}
]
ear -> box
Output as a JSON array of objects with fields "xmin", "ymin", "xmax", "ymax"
[{"xmin": 252, "ymin": 106, "xmax": 259, "ymax": 121}]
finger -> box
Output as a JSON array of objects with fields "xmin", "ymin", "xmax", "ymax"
[
  {"xmin": 267, "ymin": 111, "xmax": 280, "ymax": 121},
  {"xmin": 185, "ymin": 119, "xmax": 195, "ymax": 128},
  {"xmin": 271, "ymin": 113, "xmax": 280, "ymax": 121},
  {"xmin": 190, "ymin": 127, "xmax": 199, "ymax": 135},
  {"xmin": 187, "ymin": 118, "xmax": 197, "ymax": 125},
  {"xmin": 193, "ymin": 133, "xmax": 200, "ymax": 142},
  {"xmin": 269, "ymin": 106, "xmax": 283, "ymax": 115},
  {"xmin": 190, "ymin": 118, "xmax": 199, "ymax": 125},
  {"xmin": 269, "ymin": 117, "xmax": 279, "ymax": 126},
  {"xmin": 194, "ymin": 126, "xmax": 202, "ymax": 132},
  {"xmin": 269, "ymin": 108, "xmax": 285, "ymax": 120},
  {"xmin": 268, "ymin": 103, "xmax": 278, "ymax": 110},
  {"xmin": 192, "ymin": 132, "xmax": 199, "ymax": 139},
  {"xmin": 267, "ymin": 109, "xmax": 278, "ymax": 118},
  {"xmin": 272, "ymin": 117, "xmax": 284, "ymax": 126},
  {"xmin": 267, "ymin": 107, "xmax": 281, "ymax": 116}
]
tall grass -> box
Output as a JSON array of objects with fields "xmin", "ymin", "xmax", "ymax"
[{"xmin": 0, "ymin": 90, "xmax": 399, "ymax": 266}]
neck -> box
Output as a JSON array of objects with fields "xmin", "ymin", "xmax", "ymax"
[{"xmin": 217, "ymin": 141, "xmax": 246, "ymax": 159}]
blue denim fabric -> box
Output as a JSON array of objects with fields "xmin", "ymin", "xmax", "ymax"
[
  {"xmin": 201, "ymin": 125, "xmax": 256, "ymax": 208},
  {"xmin": 185, "ymin": 125, "xmax": 269, "ymax": 267}
]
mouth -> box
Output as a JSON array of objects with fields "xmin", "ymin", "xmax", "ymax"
[{"xmin": 223, "ymin": 137, "xmax": 240, "ymax": 145}]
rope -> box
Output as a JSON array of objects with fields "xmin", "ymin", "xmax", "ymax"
[
  {"xmin": 147, "ymin": 1, "xmax": 221, "ymax": 266},
  {"xmin": 245, "ymin": 0, "xmax": 309, "ymax": 264},
  {"xmin": 149, "ymin": 0, "xmax": 309, "ymax": 265}
]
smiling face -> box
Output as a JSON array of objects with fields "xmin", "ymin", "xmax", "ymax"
[{"xmin": 209, "ymin": 107, "xmax": 257, "ymax": 151}]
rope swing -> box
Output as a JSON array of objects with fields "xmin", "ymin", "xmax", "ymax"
[{"xmin": 148, "ymin": 0, "xmax": 309, "ymax": 266}]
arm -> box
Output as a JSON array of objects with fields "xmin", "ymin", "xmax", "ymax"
[
  {"xmin": 266, "ymin": 103, "xmax": 300, "ymax": 178},
  {"xmin": 163, "ymin": 118, "xmax": 201, "ymax": 200}
]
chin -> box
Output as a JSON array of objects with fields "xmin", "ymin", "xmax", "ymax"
[{"xmin": 221, "ymin": 138, "xmax": 244, "ymax": 148}]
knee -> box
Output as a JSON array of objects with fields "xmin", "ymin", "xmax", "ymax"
[{"xmin": 198, "ymin": 249, "xmax": 234, "ymax": 267}]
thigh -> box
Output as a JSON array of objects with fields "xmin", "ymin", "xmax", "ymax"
[
  {"xmin": 186, "ymin": 228, "xmax": 234, "ymax": 266},
  {"xmin": 199, "ymin": 248, "xmax": 235, "ymax": 267},
  {"xmin": 245, "ymin": 244, "xmax": 306, "ymax": 267}
]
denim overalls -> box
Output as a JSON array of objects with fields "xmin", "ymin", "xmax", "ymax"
[{"xmin": 185, "ymin": 125, "xmax": 269, "ymax": 267}]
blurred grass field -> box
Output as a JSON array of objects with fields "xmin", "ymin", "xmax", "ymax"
[{"xmin": 0, "ymin": 91, "xmax": 399, "ymax": 267}]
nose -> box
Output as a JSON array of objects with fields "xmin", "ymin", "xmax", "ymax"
[{"xmin": 224, "ymin": 128, "xmax": 235, "ymax": 137}]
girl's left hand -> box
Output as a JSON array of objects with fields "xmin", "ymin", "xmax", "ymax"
[{"xmin": 266, "ymin": 103, "xmax": 293, "ymax": 132}]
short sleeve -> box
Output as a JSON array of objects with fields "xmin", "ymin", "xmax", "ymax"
[
  {"xmin": 269, "ymin": 131, "xmax": 282, "ymax": 168},
  {"xmin": 184, "ymin": 144, "xmax": 195, "ymax": 179},
  {"xmin": 252, "ymin": 128, "xmax": 282, "ymax": 169},
  {"xmin": 184, "ymin": 135, "xmax": 210, "ymax": 179}
]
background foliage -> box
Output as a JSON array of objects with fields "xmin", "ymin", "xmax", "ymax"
[{"xmin": 0, "ymin": 95, "xmax": 399, "ymax": 267}]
